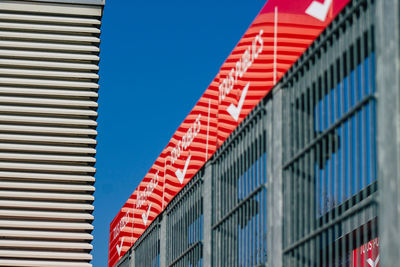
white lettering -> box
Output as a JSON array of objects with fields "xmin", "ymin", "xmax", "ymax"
[
  {"xmin": 136, "ymin": 171, "xmax": 160, "ymax": 209},
  {"xmin": 112, "ymin": 210, "xmax": 131, "ymax": 241},
  {"xmin": 171, "ymin": 114, "xmax": 201, "ymax": 165},
  {"xmin": 219, "ymin": 29, "xmax": 264, "ymax": 103}
]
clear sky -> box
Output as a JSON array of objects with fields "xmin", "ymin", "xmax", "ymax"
[{"xmin": 93, "ymin": 0, "xmax": 267, "ymax": 266}]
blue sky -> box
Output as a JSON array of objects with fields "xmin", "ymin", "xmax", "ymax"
[{"xmin": 93, "ymin": 0, "xmax": 267, "ymax": 265}]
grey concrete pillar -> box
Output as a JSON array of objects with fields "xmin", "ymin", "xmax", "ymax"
[
  {"xmin": 159, "ymin": 215, "xmax": 167, "ymax": 267},
  {"xmin": 267, "ymin": 86, "xmax": 284, "ymax": 267},
  {"xmin": 375, "ymin": 0, "xmax": 400, "ymax": 265},
  {"xmin": 202, "ymin": 162, "xmax": 213, "ymax": 267}
]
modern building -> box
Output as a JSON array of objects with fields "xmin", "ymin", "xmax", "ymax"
[
  {"xmin": 0, "ymin": 1, "xmax": 103, "ymax": 266},
  {"xmin": 110, "ymin": 0, "xmax": 400, "ymax": 266}
]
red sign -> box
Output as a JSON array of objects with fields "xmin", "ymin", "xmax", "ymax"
[
  {"xmin": 108, "ymin": 197, "xmax": 134, "ymax": 267},
  {"xmin": 351, "ymin": 238, "xmax": 380, "ymax": 267},
  {"xmin": 109, "ymin": 1, "xmax": 351, "ymax": 266},
  {"xmin": 164, "ymin": 78, "xmax": 219, "ymax": 204}
]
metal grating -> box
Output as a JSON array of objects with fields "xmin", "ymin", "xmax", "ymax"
[
  {"xmin": 282, "ymin": 0, "xmax": 378, "ymax": 266},
  {"xmin": 165, "ymin": 170, "xmax": 204, "ymax": 267},
  {"xmin": 134, "ymin": 218, "xmax": 160, "ymax": 267},
  {"xmin": 212, "ymin": 102, "xmax": 268, "ymax": 267}
]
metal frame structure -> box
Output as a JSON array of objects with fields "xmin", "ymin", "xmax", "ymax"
[{"xmin": 117, "ymin": 0, "xmax": 400, "ymax": 266}]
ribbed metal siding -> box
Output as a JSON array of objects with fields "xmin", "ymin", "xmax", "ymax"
[
  {"xmin": 281, "ymin": 0, "xmax": 378, "ymax": 266},
  {"xmin": 0, "ymin": 1, "xmax": 102, "ymax": 266}
]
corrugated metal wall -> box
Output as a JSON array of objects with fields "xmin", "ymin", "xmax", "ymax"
[{"xmin": 0, "ymin": 1, "xmax": 102, "ymax": 266}]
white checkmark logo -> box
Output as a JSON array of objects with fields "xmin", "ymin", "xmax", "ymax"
[
  {"xmin": 175, "ymin": 155, "xmax": 191, "ymax": 184},
  {"xmin": 116, "ymin": 237, "xmax": 125, "ymax": 257},
  {"xmin": 306, "ymin": 0, "xmax": 333, "ymax": 21},
  {"xmin": 367, "ymin": 255, "xmax": 379, "ymax": 267},
  {"xmin": 227, "ymin": 82, "xmax": 249, "ymax": 122},
  {"xmin": 142, "ymin": 203, "xmax": 152, "ymax": 226}
]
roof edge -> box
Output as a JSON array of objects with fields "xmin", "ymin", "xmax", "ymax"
[{"xmin": 24, "ymin": 0, "xmax": 104, "ymax": 6}]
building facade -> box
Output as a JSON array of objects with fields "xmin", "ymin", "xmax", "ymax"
[
  {"xmin": 112, "ymin": 0, "xmax": 400, "ymax": 266},
  {"xmin": 0, "ymin": 0, "xmax": 103, "ymax": 266}
]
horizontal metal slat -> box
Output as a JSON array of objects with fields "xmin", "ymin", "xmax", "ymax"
[
  {"xmin": 0, "ymin": 22, "xmax": 100, "ymax": 34},
  {"xmin": 0, "ymin": 239, "xmax": 92, "ymax": 250},
  {"xmin": 0, "ymin": 1, "xmax": 102, "ymax": 16},
  {"xmin": 0, "ymin": 200, "xmax": 93, "ymax": 211},
  {"xmin": 0, "ymin": 171, "xmax": 95, "ymax": 183},
  {"xmin": 0, "ymin": 13, "xmax": 101, "ymax": 26},
  {"xmin": 0, "ymin": 59, "xmax": 99, "ymax": 71},
  {"xmin": 0, "ymin": 105, "xmax": 97, "ymax": 117},
  {"xmin": 0, "ymin": 77, "xmax": 99, "ymax": 89},
  {"xmin": 0, "ymin": 67, "xmax": 99, "ymax": 79},
  {"xmin": 0, "ymin": 229, "xmax": 93, "ymax": 240},
  {"xmin": 0, "ymin": 31, "xmax": 100, "ymax": 43},
  {"xmin": 0, "ymin": 191, "xmax": 94, "ymax": 201},
  {"xmin": 0, "ymin": 209, "xmax": 93, "ymax": 220},
  {"xmin": 0, "ymin": 124, "xmax": 97, "ymax": 136},
  {"xmin": 0, "ymin": 134, "xmax": 96, "ymax": 145},
  {"xmin": 0, "ymin": 87, "xmax": 98, "ymax": 98},
  {"xmin": 0, "ymin": 260, "xmax": 91, "ymax": 267},
  {"xmin": 0, "ymin": 181, "xmax": 95, "ymax": 192},
  {"xmin": 0, "ymin": 162, "xmax": 95, "ymax": 173},
  {"xmin": 0, "ymin": 249, "xmax": 92, "ymax": 260},
  {"xmin": 0, "ymin": 143, "xmax": 96, "ymax": 154},
  {"xmin": 0, "ymin": 114, "xmax": 97, "ymax": 126},
  {"xmin": 0, "ymin": 96, "xmax": 98, "ymax": 108},
  {"xmin": 0, "ymin": 220, "xmax": 93, "ymax": 230},
  {"xmin": 0, "ymin": 40, "xmax": 99, "ymax": 52},
  {"xmin": 0, "ymin": 49, "xmax": 99, "ymax": 61}
]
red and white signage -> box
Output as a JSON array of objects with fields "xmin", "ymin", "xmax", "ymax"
[
  {"xmin": 351, "ymin": 238, "xmax": 380, "ymax": 267},
  {"xmin": 109, "ymin": 1, "xmax": 351, "ymax": 266}
]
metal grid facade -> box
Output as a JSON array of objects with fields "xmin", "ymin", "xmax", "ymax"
[
  {"xmin": 134, "ymin": 218, "xmax": 160, "ymax": 267},
  {"xmin": 212, "ymin": 103, "xmax": 268, "ymax": 267},
  {"xmin": 166, "ymin": 171, "xmax": 203, "ymax": 267},
  {"xmin": 118, "ymin": 0, "xmax": 400, "ymax": 266},
  {"xmin": 281, "ymin": 0, "xmax": 378, "ymax": 266}
]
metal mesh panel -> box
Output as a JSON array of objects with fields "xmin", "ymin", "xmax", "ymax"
[
  {"xmin": 134, "ymin": 218, "xmax": 160, "ymax": 267},
  {"xmin": 212, "ymin": 103, "xmax": 268, "ymax": 267},
  {"xmin": 165, "ymin": 171, "xmax": 204, "ymax": 267},
  {"xmin": 282, "ymin": 1, "xmax": 378, "ymax": 266}
]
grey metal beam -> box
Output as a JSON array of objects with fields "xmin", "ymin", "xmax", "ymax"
[
  {"xmin": 268, "ymin": 86, "xmax": 284, "ymax": 267},
  {"xmin": 159, "ymin": 214, "xmax": 167, "ymax": 267},
  {"xmin": 376, "ymin": 0, "xmax": 400, "ymax": 265},
  {"xmin": 203, "ymin": 162, "xmax": 213, "ymax": 267}
]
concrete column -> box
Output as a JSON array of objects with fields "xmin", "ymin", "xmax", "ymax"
[
  {"xmin": 375, "ymin": 0, "xmax": 400, "ymax": 265},
  {"xmin": 267, "ymin": 87, "xmax": 284, "ymax": 267},
  {"xmin": 202, "ymin": 162, "xmax": 213, "ymax": 267}
]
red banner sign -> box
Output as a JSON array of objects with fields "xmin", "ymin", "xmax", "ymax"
[
  {"xmin": 351, "ymin": 238, "xmax": 380, "ymax": 267},
  {"xmin": 109, "ymin": 1, "xmax": 351, "ymax": 265}
]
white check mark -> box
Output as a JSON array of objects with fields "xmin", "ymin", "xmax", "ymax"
[
  {"xmin": 142, "ymin": 203, "xmax": 152, "ymax": 226},
  {"xmin": 306, "ymin": 0, "xmax": 333, "ymax": 22},
  {"xmin": 175, "ymin": 155, "xmax": 191, "ymax": 184},
  {"xmin": 116, "ymin": 237, "xmax": 125, "ymax": 257},
  {"xmin": 367, "ymin": 255, "xmax": 379, "ymax": 267},
  {"xmin": 227, "ymin": 82, "xmax": 250, "ymax": 122}
]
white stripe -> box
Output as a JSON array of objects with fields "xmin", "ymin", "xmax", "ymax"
[
  {"xmin": 273, "ymin": 6, "xmax": 278, "ymax": 85},
  {"xmin": 206, "ymin": 99, "xmax": 211, "ymax": 160}
]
